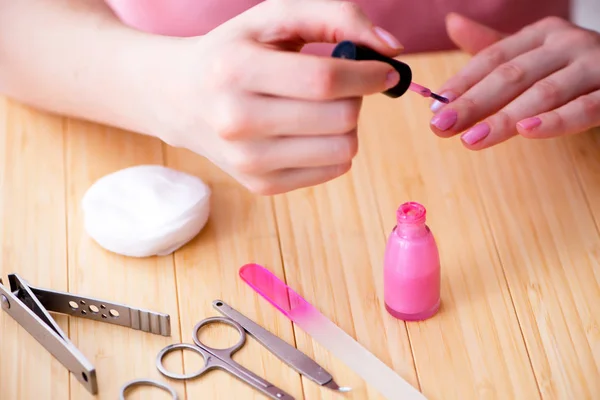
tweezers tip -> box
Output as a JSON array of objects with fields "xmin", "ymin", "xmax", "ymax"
[{"xmin": 324, "ymin": 380, "xmax": 352, "ymax": 393}]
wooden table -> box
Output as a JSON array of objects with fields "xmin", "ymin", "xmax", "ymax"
[{"xmin": 0, "ymin": 51, "xmax": 598, "ymax": 400}]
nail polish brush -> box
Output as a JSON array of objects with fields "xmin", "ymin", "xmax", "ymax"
[
  {"xmin": 331, "ymin": 40, "xmax": 449, "ymax": 103},
  {"xmin": 239, "ymin": 263, "xmax": 427, "ymax": 400}
]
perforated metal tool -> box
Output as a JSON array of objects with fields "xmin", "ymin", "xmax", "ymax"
[{"xmin": 0, "ymin": 273, "xmax": 171, "ymax": 395}]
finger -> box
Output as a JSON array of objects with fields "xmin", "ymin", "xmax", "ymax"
[
  {"xmin": 503, "ymin": 60, "xmax": 597, "ymax": 120},
  {"xmin": 217, "ymin": 94, "xmax": 363, "ymax": 138},
  {"xmin": 430, "ymin": 17, "xmax": 571, "ymax": 112},
  {"xmin": 242, "ymin": 0, "xmax": 403, "ymax": 56},
  {"xmin": 234, "ymin": 130, "xmax": 358, "ymax": 174},
  {"xmin": 430, "ymin": 46, "xmax": 568, "ymax": 137},
  {"xmin": 516, "ymin": 90, "xmax": 600, "ymax": 138},
  {"xmin": 456, "ymin": 62, "xmax": 597, "ymax": 149},
  {"xmin": 240, "ymin": 46, "xmax": 399, "ymax": 99},
  {"xmin": 245, "ymin": 162, "xmax": 352, "ymax": 195},
  {"xmin": 445, "ymin": 13, "xmax": 507, "ymax": 55}
]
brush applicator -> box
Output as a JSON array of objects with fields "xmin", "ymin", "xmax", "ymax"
[{"xmin": 331, "ymin": 40, "xmax": 449, "ymax": 103}]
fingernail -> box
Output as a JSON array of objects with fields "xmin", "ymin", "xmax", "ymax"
[
  {"xmin": 431, "ymin": 91, "xmax": 457, "ymax": 113},
  {"xmin": 430, "ymin": 109, "xmax": 458, "ymax": 131},
  {"xmin": 386, "ymin": 70, "xmax": 400, "ymax": 88},
  {"xmin": 461, "ymin": 122, "xmax": 490, "ymax": 145},
  {"xmin": 517, "ymin": 117, "xmax": 541, "ymax": 131},
  {"xmin": 373, "ymin": 26, "xmax": 403, "ymax": 49}
]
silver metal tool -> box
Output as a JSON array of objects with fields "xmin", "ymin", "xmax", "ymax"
[
  {"xmin": 156, "ymin": 315, "xmax": 295, "ymax": 400},
  {"xmin": 212, "ymin": 300, "xmax": 348, "ymax": 392},
  {"xmin": 0, "ymin": 273, "xmax": 171, "ymax": 395},
  {"xmin": 119, "ymin": 378, "xmax": 178, "ymax": 400}
]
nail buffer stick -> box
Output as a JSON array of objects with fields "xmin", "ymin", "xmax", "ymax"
[{"xmin": 239, "ymin": 263, "xmax": 427, "ymax": 400}]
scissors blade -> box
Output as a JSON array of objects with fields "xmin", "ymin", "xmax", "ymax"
[
  {"xmin": 211, "ymin": 351, "xmax": 295, "ymax": 400},
  {"xmin": 212, "ymin": 300, "xmax": 345, "ymax": 391}
]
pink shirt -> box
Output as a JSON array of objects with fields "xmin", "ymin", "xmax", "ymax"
[{"xmin": 105, "ymin": 0, "xmax": 570, "ymax": 54}]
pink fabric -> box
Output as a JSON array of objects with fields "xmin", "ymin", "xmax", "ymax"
[{"xmin": 105, "ymin": 0, "xmax": 571, "ymax": 54}]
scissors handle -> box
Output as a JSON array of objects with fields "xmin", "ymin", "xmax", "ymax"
[
  {"xmin": 155, "ymin": 317, "xmax": 244, "ymax": 380},
  {"xmin": 156, "ymin": 317, "xmax": 294, "ymax": 399},
  {"xmin": 156, "ymin": 343, "xmax": 212, "ymax": 380},
  {"xmin": 193, "ymin": 317, "xmax": 295, "ymax": 400},
  {"xmin": 192, "ymin": 316, "xmax": 246, "ymax": 358}
]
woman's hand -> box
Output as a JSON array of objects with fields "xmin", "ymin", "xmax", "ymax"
[
  {"xmin": 429, "ymin": 13, "xmax": 600, "ymax": 149},
  {"xmin": 148, "ymin": 0, "xmax": 402, "ymax": 195}
]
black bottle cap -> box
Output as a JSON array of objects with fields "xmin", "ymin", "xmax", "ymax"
[{"xmin": 331, "ymin": 40, "xmax": 412, "ymax": 98}]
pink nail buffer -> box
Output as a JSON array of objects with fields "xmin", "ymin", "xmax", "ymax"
[{"xmin": 239, "ymin": 263, "xmax": 427, "ymax": 400}]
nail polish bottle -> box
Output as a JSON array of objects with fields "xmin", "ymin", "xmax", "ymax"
[{"xmin": 384, "ymin": 202, "xmax": 441, "ymax": 321}]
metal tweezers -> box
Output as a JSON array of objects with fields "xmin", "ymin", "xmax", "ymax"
[{"xmin": 0, "ymin": 273, "xmax": 171, "ymax": 395}]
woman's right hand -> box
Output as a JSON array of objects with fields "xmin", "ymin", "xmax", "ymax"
[{"xmin": 145, "ymin": 0, "xmax": 403, "ymax": 195}]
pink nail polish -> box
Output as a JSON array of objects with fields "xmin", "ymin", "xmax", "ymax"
[
  {"xmin": 384, "ymin": 202, "xmax": 441, "ymax": 321},
  {"xmin": 461, "ymin": 123, "xmax": 490, "ymax": 145},
  {"xmin": 386, "ymin": 70, "xmax": 400, "ymax": 89},
  {"xmin": 517, "ymin": 117, "xmax": 541, "ymax": 131},
  {"xmin": 430, "ymin": 91, "xmax": 456, "ymax": 113},
  {"xmin": 373, "ymin": 26, "xmax": 403, "ymax": 49},
  {"xmin": 430, "ymin": 109, "xmax": 457, "ymax": 131}
]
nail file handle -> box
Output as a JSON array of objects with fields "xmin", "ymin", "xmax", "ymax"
[{"xmin": 212, "ymin": 300, "xmax": 333, "ymax": 386}]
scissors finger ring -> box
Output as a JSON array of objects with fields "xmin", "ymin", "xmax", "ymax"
[
  {"xmin": 156, "ymin": 343, "xmax": 207, "ymax": 380},
  {"xmin": 192, "ymin": 316, "xmax": 246, "ymax": 353},
  {"xmin": 119, "ymin": 378, "xmax": 178, "ymax": 400}
]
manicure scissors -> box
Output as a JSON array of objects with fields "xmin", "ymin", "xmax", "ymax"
[{"xmin": 156, "ymin": 313, "xmax": 295, "ymax": 400}]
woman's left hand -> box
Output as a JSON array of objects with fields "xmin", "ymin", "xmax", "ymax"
[{"xmin": 429, "ymin": 13, "xmax": 600, "ymax": 149}]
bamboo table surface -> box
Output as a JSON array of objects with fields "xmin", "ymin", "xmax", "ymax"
[{"xmin": 0, "ymin": 50, "xmax": 599, "ymax": 400}]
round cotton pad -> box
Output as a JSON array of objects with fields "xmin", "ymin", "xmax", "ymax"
[{"xmin": 82, "ymin": 165, "xmax": 211, "ymax": 257}]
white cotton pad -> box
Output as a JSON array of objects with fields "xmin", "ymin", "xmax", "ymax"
[{"xmin": 81, "ymin": 165, "xmax": 211, "ymax": 257}]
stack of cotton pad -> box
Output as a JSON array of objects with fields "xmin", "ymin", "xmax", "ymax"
[{"xmin": 82, "ymin": 165, "xmax": 211, "ymax": 258}]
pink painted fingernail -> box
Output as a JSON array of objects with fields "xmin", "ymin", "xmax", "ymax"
[
  {"xmin": 517, "ymin": 117, "xmax": 541, "ymax": 131},
  {"xmin": 386, "ymin": 70, "xmax": 400, "ymax": 88},
  {"xmin": 373, "ymin": 26, "xmax": 404, "ymax": 49},
  {"xmin": 461, "ymin": 123, "xmax": 490, "ymax": 145},
  {"xmin": 430, "ymin": 109, "xmax": 458, "ymax": 131},
  {"xmin": 431, "ymin": 91, "xmax": 457, "ymax": 113}
]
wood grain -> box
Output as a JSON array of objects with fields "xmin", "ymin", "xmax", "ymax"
[
  {"xmin": 372, "ymin": 53, "xmax": 541, "ymax": 400},
  {"xmin": 63, "ymin": 122, "xmax": 184, "ymax": 399},
  {"xmin": 0, "ymin": 50, "xmax": 598, "ymax": 400},
  {"xmin": 0, "ymin": 100, "xmax": 69, "ymax": 400},
  {"xmin": 164, "ymin": 146, "xmax": 305, "ymax": 400},
  {"xmin": 568, "ymin": 128, "xmax": 600, "ymax": 230},
  {"xmin": 272, "ymin": 51, "xmax": 539, "ymax": 400},
  {"xmin": 271, "ymin": 157, "xmax": 419, "ymax": 399},
  {"xmin": 473, "ymin": 135, "xmax": 600, "ymax": 399}
]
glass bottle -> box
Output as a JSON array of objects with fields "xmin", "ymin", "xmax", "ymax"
[{"xmin": 384, "ymin": 201, "xmax": 441, "ymax": 321}]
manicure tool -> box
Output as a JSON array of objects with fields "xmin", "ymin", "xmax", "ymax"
[
  {"xmin": 212, "ymin": 299, "xmax": 350, "ymax": 392},
  {"xmin": 156, "ymin": 311, "xmax": 295, "ymax": 400},
  {"xmin": 331, "ymin": 40, "xmax": 449, "ymax": 103},
  {"xmin": 239, "ymin": 263, "xmax": 428, "ymax": 400},
  {"xmin": 119, "ymin": 378, "xmax": 178, "ymax": 400},
  {"xmin": 0, "ymin": 273, "xmax": 172, "ymax": 395}
]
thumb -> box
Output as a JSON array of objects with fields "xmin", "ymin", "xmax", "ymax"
[
  {"xmin": 239, "ymin": 0, "xmax": 404, "ymax": 56},
  {"xmin": 446, "ymin": 12, "xmax": 507, "ymax": 54}
]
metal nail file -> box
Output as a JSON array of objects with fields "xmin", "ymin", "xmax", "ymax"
[
  {"xmin": 0, "ymin": 273, "xmax": 171, "ymax": 395},
  {"xmin": 212, "ymin": 300, "xmax": 350, "ymax": 392},
  {"xmin": 239, "ymin": 263, "xmax": 428, "ymax": 400}
]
